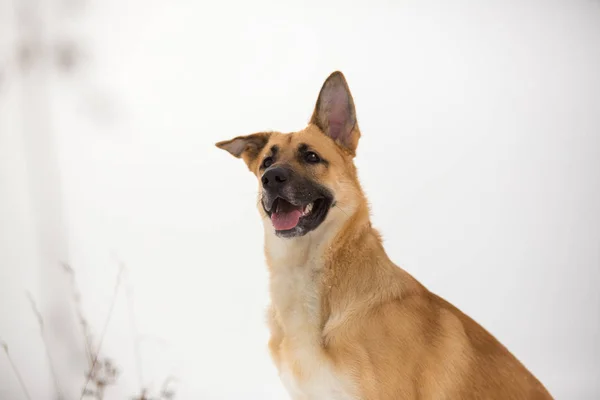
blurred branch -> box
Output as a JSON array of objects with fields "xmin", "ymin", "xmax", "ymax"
[
  {"xmin": 1, "ymin": 340, "xmax": 32, "ymax": 400},
  {"xmin": 62, "ymin": 262, "xmax": 95, "ymax": 366},
  {"xmin": 124, "ymin": 265, "xmax": 145, "ymax": 390},
  {"xmin": 26, "ymin": 292, "xmax": 64, "ymax": 399},
  {"xmin": 158, "ymin": 375, "xmax": 178, "ymax": 400},
  {"xmin": 80, "ymin": 264, "xmax": 125, "ymax": 399},
  {"xmin": 2, "ymin": 0, "xmax": 121, "ymax": 125}
]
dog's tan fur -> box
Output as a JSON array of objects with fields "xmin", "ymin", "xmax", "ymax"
[{"xmin": 216, "ymin": 72, "xmax": 552, "ymax": 399}]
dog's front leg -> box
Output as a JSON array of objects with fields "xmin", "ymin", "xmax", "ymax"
[{"xmin": 266, "ymin": 305, "xmax": 284, "ymax": 369}]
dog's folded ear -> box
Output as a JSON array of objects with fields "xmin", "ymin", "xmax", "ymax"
[
  {"xmin": 216, "ymin": 132, "xmax": 271, "ymax": 170},
  {"xmin": 310, "ymin": 71, "xmax": 360, "ymax": 155}
]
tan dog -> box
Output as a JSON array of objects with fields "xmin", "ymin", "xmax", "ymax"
[{"xmin": 216, "ymin": 72, "xmax": 553, "ymax": 399}]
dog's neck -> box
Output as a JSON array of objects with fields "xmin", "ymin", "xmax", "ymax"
[
  {"xmin": 262, "ymin": 187, "xmax": 420, "ymax": 343},
  {"xmin": 262, "ymin": 196, "xmax": 385, "ymax": 339}
]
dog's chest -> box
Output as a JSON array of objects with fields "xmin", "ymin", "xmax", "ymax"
[
  {"xmin": 268, "ymin": 252, "xmax": 358, "ymax": 399},
  {"xmin": 278, "ymin": 354, "xmax": 357, "ymax": 400},
  {"xmin": 274, "ymin": 305, "xmax": 357, "ymax": 400}
]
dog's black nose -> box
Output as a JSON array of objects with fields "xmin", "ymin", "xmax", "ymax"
[{"xmin": 262, "ymin": 167, "xmax": 289, "ymax": 190}]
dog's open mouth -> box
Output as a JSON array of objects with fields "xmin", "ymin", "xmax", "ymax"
[{"xmin": 266, "ymin": 197, "xmax": 331, "ymax": 232}]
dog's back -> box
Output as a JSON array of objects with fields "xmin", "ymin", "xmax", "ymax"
[{"xmin": 331, "ymin": 283, "xmax": 552, "ymax": 399}]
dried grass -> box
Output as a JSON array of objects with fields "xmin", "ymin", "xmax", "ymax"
[{"xmin": 2, "ymin": 262, "xmax": 177, "ymax": 400}]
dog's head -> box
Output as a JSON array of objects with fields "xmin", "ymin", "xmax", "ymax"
[{"xmin": 216, "ymin": 71, "xmax": 363, "ymax": 238}]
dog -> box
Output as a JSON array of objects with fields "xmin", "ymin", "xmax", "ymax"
[{"xmin": 216, "ymin": 71, "xmax": 553, "ymax": 399}]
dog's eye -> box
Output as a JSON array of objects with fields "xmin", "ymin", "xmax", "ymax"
[
  {"xmin": 304, "ymin": 152, "xmax": 320, "ymax": 164},
  {"xmin": 262, "ymin": 157, "xmax": 274, "ymax": 169}
]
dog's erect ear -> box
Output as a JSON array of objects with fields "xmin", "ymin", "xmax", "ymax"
[
  {"xmin": 216, "ymin": 132, "xmax": 271, "ymax": 170},
  {"xmin": 310, "ymin": 71, "xmax": 359, "ymax": 154}
]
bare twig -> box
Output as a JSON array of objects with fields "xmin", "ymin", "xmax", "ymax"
[
  {"xmin": 26, "ymin": 291, "xmax": 64, "ymax": 399},
  {"xmin": 61, "ymin": 262, "xmax": 95, "ymax": 365},
  {"xmin": 80, "ymin": 265, "xmax": 124, "ymax": 399},
  {"xmin": 130, "ymin": 374, "xmax": 178, "ymax": 400},
  {"xmin": 25, "ymin": 292, "xmax": 44, "ymax": 329},
  {"xmin": 124, "ymin": 265, "xmax": 144, "ymax": 389},
  {"xmin": 158, "ymin": 375, "xmax": 178, "ymax": 399},
  {"xmin": 1, "ymin": 340, "xmax": 32, "ymax": 400}
]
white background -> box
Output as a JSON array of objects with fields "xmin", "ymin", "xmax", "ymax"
[{"xmin": 1, "ymin": 0, "xmax": 599, "ymax": 398}]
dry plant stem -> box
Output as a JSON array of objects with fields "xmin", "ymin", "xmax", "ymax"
[
  {"xmin": 159, "ymin": 375, "xmax": 178, "ymax": 399},
  {"xmin": 124, "ymin": 266, "xmax": 144, "ymax": 389},
  {"xmin": 62, "ymin": 262, "xmax": 95, "ymax": 365},
  {"xmin": 80, "ymin": 265, "xmax": 124, "ymax": 399},
  {"xmin": 1, "ymin": 341, "xmax": 32, "ymax": 400},
  {"xmin": 26, "ymin": 291, "xmax": 64, "ymax": 399}
]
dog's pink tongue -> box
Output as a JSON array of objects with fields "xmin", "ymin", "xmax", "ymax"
[{"xmin": 271, "ymin": 209, "xmax": 301, "ymax": 230}]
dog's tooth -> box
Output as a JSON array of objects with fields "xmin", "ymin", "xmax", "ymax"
[{"xmin": 306, "ymin": 202, "xmax": 314, "ymax": 214}]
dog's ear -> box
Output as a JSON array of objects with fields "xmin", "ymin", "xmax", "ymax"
[
  {"xmin": 216, "ymin": 132, "xmax": 271, "ymax": 170},
  {"xmin": 310, "ymin": 71, "xmax": 359, "ymax": 154}
]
